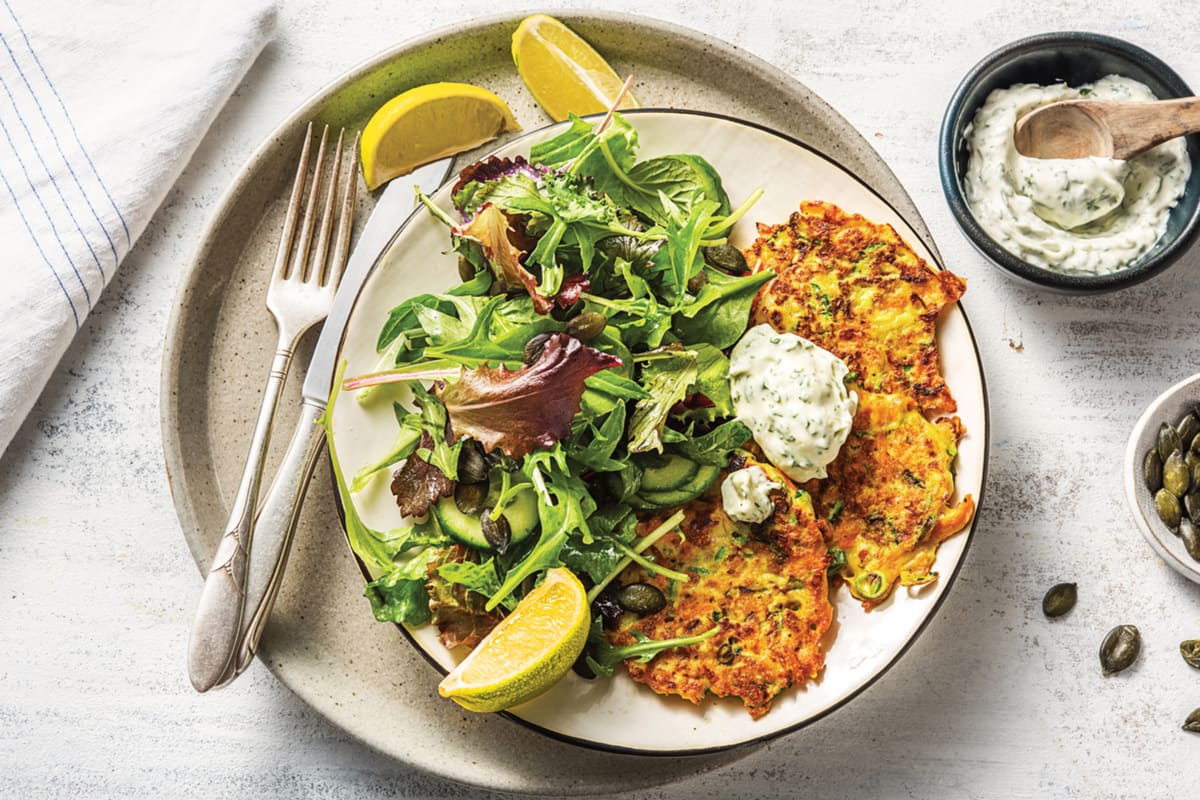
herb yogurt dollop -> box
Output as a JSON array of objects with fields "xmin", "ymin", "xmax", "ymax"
[
  {"xmin": 729, "ymin": 325, "xmax": 857, "ymax": 484},
  {"xmin": 964, "ymin": 75, "xmax": 1190, "ymax": 275}
]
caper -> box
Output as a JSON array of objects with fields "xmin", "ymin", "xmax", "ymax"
[
  {"xmin": 1179, "ymin": 640, "xmax": 1200, "ymax": 669},
  {"xmin": 686, "ymin": 270, "xmax": 709, "ymax": 294},
  {"xmin": 1041, "ymin": 582, "xmax": 1077, "ymax": 618},
  {"xmin": 1145, "ymin": 449, "xmax": 1164, "ymax": 493},
  {"xmin": 523, "ymin": 332, "xmax": 553, "ymax": 364},
  {"xmin": 702, "ymin": 243, "xmax": 748, "ymax": 274},
  {"xmin": 1180, "ymin": 516, "xmax": 1200, "ymax": 561},
  {"xmin": 453, "ymin": 482, "xmax": 487, "ymax": 516},
  {"xmin": 457, "ymin": 255, "xmax": 475, "ymax": 283},
  {"xmin": 1185, "ymin": 492, "xmax": 1200, "ymax": 526},
  {"xmin": 616, "ymin": 582, "xmax": 667, "ymax": 615},
  {"xmin": 1099, "ymin": 624, "xmax": 1141, "ymax": 675},
  {"xmin": 1158, "ymin": 423, "xmax": 1182, "ymax": 462},
  {"xmin": 457, "ymin": 441, "xmax": 489, "ymax": 485},
  {"xmin": 1164, "ymin": 450, "xmax": 1192, "ymax": 497},
  {"xmin": 1155, "ymin": 488, "xmax": 1182, "ymax": 531},
  {"xmin": 564, "ymin": 311, "xmax": 606, "ymax": 342},
  {"xmin": 1184, "ymin": 708, "xmax": 1200, "ymax": 734},
  {"xmin": 853, "ymin": 572, "xmax": 889, "ymax": 600},
  {"xmin": 480, "ymin": 508, "xmax": 511, "ymax": 554}
]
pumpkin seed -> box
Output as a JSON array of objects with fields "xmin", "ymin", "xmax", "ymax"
[
  {"xmin": 1178, "ymin": 412, "xmax": 1200, "ymax": 448},
  {"xmin": 454, "ymin": 482, "xmax": 488, "ymax": 516},
  {"xmin": 1145, "ymin": 449, "xmax": 1164, "ymax": 493},
  {"xmin": 1164, "ymin": 450, "xmax": 1192, "ymax": 497},
  {"xmin": 457, "ymin": 442, "xmax": 489, "ymax": 485},
  {"xmin": 702, "ymin": 243, "xmax": 748, "ymax": 274},
  {"xmin": 1185, "ymin": 492, "xmax": 1200, "ymax": 525},
  {"xmin": 480, "ymin": 508, "xmax": 511, "ymax": 554},
  {"xmin": 1159, "ymin": 423, "xmax": 1182, "ymax": 462},
  {"xmin": 1099, "ymin": 624, "xmax": 1141, "ymax": 675},
  {"xmin": 1181, "ymin": 516, "xmax": 1200, "ymax": 561},
  {"xmin": 1155, "ymin": 488, "xmax": 1182, "ymax": 530},
  {"xmin": 1041, "ymin": 582, "xmax": 1077, "ymax": 618},
  {"xmin": 686, "ymin": 270, "xmax": 709, "ymax": 294},
  {"xmin": 523, "ymin": 332, "xmax": 553, "ymax": 364},
  {"xmin": 564, "ymin": 311, "xmax": 606, "ymax": 342},
  {"xmin": 616, "ymin": 582, "xmax": 667, "ymax": 615},
  {"xmin": 1179, "ymin": 640, "xmax": 1200, "ymax": 669},
  {"xmin": 1184, "ymin": 708, "xmax": 1200, "ymax": 734},
  {"xmin": 457, "ymin": 255, "xmax": 476, "ymax": 283}
]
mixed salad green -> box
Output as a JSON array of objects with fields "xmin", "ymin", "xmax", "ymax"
[{"xmin": 326, "ymin": 111, "xmax": 773, "ymax": 671}]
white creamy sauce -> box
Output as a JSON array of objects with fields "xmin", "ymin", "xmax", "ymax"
[
  {"xmin": 720, "ymin": 466, "xmax": 782, "ymax": 524},
  {"xmin": 963, "ymin": 75, "xmax": 1191, "ymax": 275},
  {"xmin": 728, "ymin": 325, "xmax": 857, "ymax": 483}
]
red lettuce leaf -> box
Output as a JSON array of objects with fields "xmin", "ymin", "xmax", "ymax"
[
  {"xmin": 555, "ymin": 273, "xmax": 590, "ymax": 308},
  {"xmin": 452, "ymin": 155, "xmax": 544, "ymax": 198},
  {"xmin": 457, "ymin": 203, "xmax": 554, "ymax": 314},
  {"xmin": 389, "ymin": 432, "xmax": 454, "ymax": 518},
  {"xmin": 437, "ymin": 333, "xmax": 620, "ymax": 459}
]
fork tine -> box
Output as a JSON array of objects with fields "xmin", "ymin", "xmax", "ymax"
[
  {"xmin": 288, "ymin": 124, "xmax": 330, "ymax": 281},
  {"xmin": 308, "ymin": 128, "xmax": 346, "ymax": 285},
  {"xmin": 270, "ymin": 121, "xmax": 313, "ymax": 282},
  {"xmin": 324, "ymin": 131, "xmax": 360, "ymax": 289}
]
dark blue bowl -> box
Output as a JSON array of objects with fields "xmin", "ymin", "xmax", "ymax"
[{"xmin": 939, "ymin": 32, "xmax": 1200, "ymax": 293}]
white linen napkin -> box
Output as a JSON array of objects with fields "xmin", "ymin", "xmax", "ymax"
[{"xmin": 0, "ymin": 0, "xmax": 276, "ymax": 455}]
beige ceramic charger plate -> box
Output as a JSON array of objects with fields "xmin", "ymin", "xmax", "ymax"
[{"xmin": 162, "ymin": 11, "xmax": 961, "ymax": 795}]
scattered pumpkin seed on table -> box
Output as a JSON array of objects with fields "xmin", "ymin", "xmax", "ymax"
[
  {"xmin": 1042, "ymin": 582, "xmax": 1077, "ymax": 618},
  {"xmin": 1180, "ymin": 640, "xmax": 1200, "ymax": 670},
  {"xmin": 1185, "ymin": 709, "xmax": 1200, "ymax": 734},
  {"xmin": 1099, "ymin": 624, "xmax": 1141, "ymax": 675}
]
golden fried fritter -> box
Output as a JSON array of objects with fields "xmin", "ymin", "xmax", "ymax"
[
  {"xmin": 748, "ymin": 201, "xmax": 966, "ymax": 416},
  {"xmin": 607, "ymin": 460, "xmax": 833, "ymax": 719},
  {"xmin": 809, "ymin": 391, "xmax": 975, "ymax": 608}
]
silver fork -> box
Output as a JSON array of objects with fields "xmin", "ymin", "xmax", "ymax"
[{"xmin": 188, "ymin": 123, "xmax": 358, "ymax": 693}]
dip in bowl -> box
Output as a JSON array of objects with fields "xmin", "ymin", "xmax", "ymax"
[{"xmin": 939, "ymin": 32, "xmax": 1200, "ymax": 293}]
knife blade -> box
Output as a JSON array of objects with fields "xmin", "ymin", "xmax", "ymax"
[{"xmin": 221, "ymin": 156, "xmax": 456, "ymax": 683}]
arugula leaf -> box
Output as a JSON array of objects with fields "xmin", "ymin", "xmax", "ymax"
[
  {"xmin": 350, "ymin": 423, "xmax": 422, "ymax": 493},
  {"xmin": 437, "ymin": 558, "xmax": 518, "ymax": 613},
  {"xmin": 484, "ymin": 465, "xmax": 590, "ymax": 611},
  {"xmin": 651, "ymin": 197, "xmax": 718, "ymax": 304},
  {"xmin": 627, "ymin": 350, "xmax": 699, "ymax": 453},
  {"xmin": 672, "ymin": 268, "xmax": 775, "ymax": 349},
  {"xmin": 565, "ymin": 402, "xmax": 628, "ymax": 472},
  {"xmin": 583, "ymin": 618, "xmax": 720, "ymax": 677}
]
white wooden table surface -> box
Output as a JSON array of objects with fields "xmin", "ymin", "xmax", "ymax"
[{"xmin": 3, "ymin": 1, "xmax": 1199, "ymax": 797}]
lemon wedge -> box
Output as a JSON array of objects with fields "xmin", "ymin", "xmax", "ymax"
[
  {"xmin": 512, "ymin": 14, "xmax": 639, "ymax": 122},
  {"xmin": 437, "ymin": 567, "xmax": 589, "ymax": 712},
  {"xmin": 359, "ymin": 82, "xmax": 519, "ymax": 190}
]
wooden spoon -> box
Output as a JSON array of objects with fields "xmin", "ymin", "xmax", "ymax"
[{"xmin": 1013, "ymin": 97, "xmax": 1200, "ymax": 160}]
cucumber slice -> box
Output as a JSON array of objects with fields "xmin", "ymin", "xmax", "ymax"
[
  {"xmin": 630, "ymin": 464, "xmax": 721, "ymax": 510},
  {"xmin": 639, "ymin": 454, "xmax": 700, "ymax": 492},
  {"xmin": 435, "ymin": 481, "xmax": 539, "ymax": 552}
]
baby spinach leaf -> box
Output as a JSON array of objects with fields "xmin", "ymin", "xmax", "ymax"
[
  {"xmin": 624, "ymin": 154, "xmax": 731, "ymax": 225},
  {"xmin": 672, "ymin": 268, "xmax": 775, "ymax": 349},
  {"xmin": 672, "ymin": 419, "xmax": 752, "ymax": 466}
]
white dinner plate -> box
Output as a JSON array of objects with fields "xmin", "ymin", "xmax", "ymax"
[{"xmin": 329, "ymin": 109, "xmax": 989, "ymax": 754}]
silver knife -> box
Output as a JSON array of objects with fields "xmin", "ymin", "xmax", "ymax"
[{"xmin": 218, "ymin": 156, "xmax": 455, "ymax": 685}]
